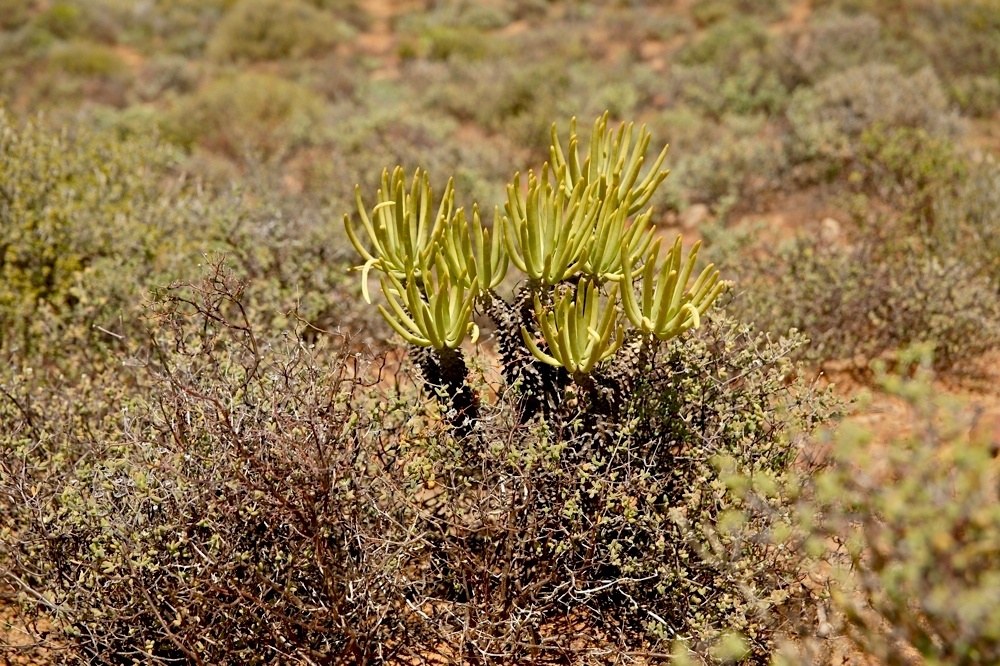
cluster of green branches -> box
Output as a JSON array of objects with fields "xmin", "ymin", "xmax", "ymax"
[{"xmin": 345, "ymin": 113, "xmax": 728, "ymax": 426}]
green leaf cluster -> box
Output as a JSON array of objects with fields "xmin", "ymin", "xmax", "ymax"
[
  {"xmin": 523, "ymin": 280, "xmax": 623, "ymax": 374},
  {"xmin": 345, "ymin": 166, "xmax": 505, "ymax": 348},
  {"xmin": 621, "ymin": 236, "xmax": 725, "ymax": 340},
  {"xmin": 345, "ymin": 113, "xmax": 730, "ymax": 370}
]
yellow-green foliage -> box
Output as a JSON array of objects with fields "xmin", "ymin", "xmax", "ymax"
[
  {"xmin": 47, "ymin": 39, "xmax": 128, "ymax": 77},
  {"xmin": 523, "ymin": 279, "xmax": 624, "ymax": 374},
  {"xmin": 787, "ymin": 63, "xmax": 960, "ymax": 165},
  {"xmin": 935, "ymin": 159, "xmax": 1000, "ymax": 289},
  {"xmin": 0, "ymin": 0, "xmax": 33, "ymax": 30},
  {"xmin": 805, "ymin": 348, "xmax": 1000, "ymax": 663},
  {"xmin": 0, "ymin": 111, "xmax": 191, "ymax": 354},
  {"xmin": 346, "ymin": 115, "xmax": 726, "ymax": 370},
  {"xmin": 0, "ymin": 109, "xmax": 372, "ymax": 368},
  {"xmin": 690, "ymin": 0, "xmax": 787, "ymax": 26},
  {"xmin": 34, "ymin": 2, "xmax": 86, "ymax": 40},
  {"xmin": 621, "ymin": 236, "xmax": 724, "ymax": 341},
  {"xmin": 671, "ymin": 17, "xmax": 792, "ymax": 116},
  {"xmin": 125, "ymin": 0, "xmax": 237, "ymax": 56},
  {"xmin": 207, "ymin": 0, "xmax": 351, "ymax": 62},
  {"xmin": 169, "ymin": 72, "xmax": 328, "ymax": 158}
]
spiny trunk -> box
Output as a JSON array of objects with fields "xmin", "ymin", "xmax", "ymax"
[
  {"xmin": 589, "ymin": 330, "xmax": 653, "ymax": 421},
  {"xmin": 411, "ymin": 345, "xmax": 479, "ymax": 436},
  {"xmin": 483, "ymin": 288, "xmax": 568, "ymax": 423}
]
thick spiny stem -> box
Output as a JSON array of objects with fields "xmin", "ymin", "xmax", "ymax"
[
  {"xmin": 589, "ymin": 330, "xmax": 653, "ymax": 420},
  {"xmin": 483, "ymin": 287, "xmax": 568, "ymax": 422},
  {"xmin": 411, "ymin": 345, "xmax": 479, "ymax": 436}
]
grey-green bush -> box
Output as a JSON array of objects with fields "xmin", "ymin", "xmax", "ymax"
[
  {"xmin": 207, "ymin": 0, "xmax": 351, "ymax": 62},
  {"xmin": 786, "ymin": 63, "xmax": 960, "ymax": 167},
  {"xmin": 1, "ymin": 262, "xmax": 839, "ymax": 663},
  {"xmin": 798, "ymin": 349, "xmax": 1000, "ymax": 663}
]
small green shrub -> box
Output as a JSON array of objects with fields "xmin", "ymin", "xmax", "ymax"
[
  {"xmin": 308, "ymin": 0, "xmax": 371, "ymax": 30},
  {"xmin": 934, "ymin": 159, "xmax": 1000, "ymax": 290},
  {"xmin": 871, "ymin": 1, "xmax": 1000, "ymax": 87},
  {"xmin": 801, "ymin": 349, "xmax": 1000, "ymax": 663},
  {"xmin": 134, "ymin": 53, "xmax": 199, "ymax": 101},
  {"xmin": 450, "ymin": 4, "xmax": 512, "ymax": 30},
  {"xmin": 671, "ymin": 17, "xmax": 795, "ymax": 116},
  {"xmin": 0, "ymin": 110, "xmax": 194, "ymax": 357},
  {"xmin": 667, "ymin": 114, "xmax": 786, "ymax": 211},
  {"xmin": 123, "ymin": 0, "xmax": 237, "ymax": 57},
  {"xmin": 949, "ymin": 73, "xmax": 1000, "ymax": 119},
  {"xmin": 207, "ymin": 0, "xmax": 351, "ymax": 62},
  {"xmin": 792, "ymin": 11, "xmax": 884, "ymax": 81},
  {"xmin": 419, "ymin": 25, "xmax": 497, "ymax": 61},
  {"xmin": 690, "ymin": 0, "xmax": 787, "ymax": 26},
  {"xmin": 34, "ymin": 1, "xmax": 84, "ymax": 40},
  {"xmin": 731, "ymin": 232, "xmax": 1000, "ymax": 375},
  {"xmin": 786, "ymin": 63, "xmax": 961, "ymax": 169},
  {"xmin": 168, "ymin": 73, "xmax": 329, "ymax": 159},
  {"xmin": 851, "ymin": 124, "xmax": 966, "ymax": 228},
  {"xmin": 421, "ymin": 57, "xmax": 572, "ymax": 153},
  {"xmin": 47, "ymin": 39, "xmax": 128, "ymax": 77},
  {"xmin": 0, "ymin": 0, "xmax": 33, "ymax": 31},
  {"xmin": 0, "ymin": 110, "xmax": 363, "ymax": 366}
]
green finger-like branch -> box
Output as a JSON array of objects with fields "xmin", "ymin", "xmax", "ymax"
[
  {"xmin": 522, "ymin": 280, "xmax": 624, "ymax": 375},
  {"xmin": 503, "ymin": 166, "xmax": 598, "ymax": 285},
  {"xmin": 550, "ymin": 111, "xmax": 670, "ymax": 216},
  {"xmin": 345, "ymin": 167, "xmax": 454, "ymax": 301},
  {"xmin": 621, "ymin": 235, "xmax": 728, "ymax": 341},
  {"xmin": 376, "ymin": 259, "xmax": 476, "ymax": 349},
  {"xmin": 436, "ymin": 204, "xmax": 509, "ymax": 297},
  {"xmin": 547, "ymin": 113, "xmax": 668, "ymax": 284}
]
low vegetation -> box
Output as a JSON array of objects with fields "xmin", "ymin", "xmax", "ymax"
[{"xmin": 1, "ymin": 0, "xmax": 999, "ymax": 663}]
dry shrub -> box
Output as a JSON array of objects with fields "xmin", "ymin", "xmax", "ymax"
[
  {"xmin": 690, "ymin": 0, "xmax": 787, "ymax": 27},
  {"xmin": 207, "ymin": 0, "xmax": 352, "ymax": 63},
  {"xmin": 47, "ymin": 39, "xmax": 128, "ymax": 78},
  {"xmin": 670, "ymin": 17, "xmax": 796, "ymax": 117},
  {"xmin": 733, "ymin": 233, "xmax": 1000, "ymax": 376},
  {"xmin": 167, "ymin": 73, "xmax": 329, "ymax": 160},
  {"xmin": 793, "ymin": 349, "xmax": 1000, "ymax": 663},
  {"xmin": 1, "ymin": 264, "xmax": 419, "ymax": 663},
  {"xmin": 791, "ymin": 11, "xmax": 884, "ymax": 81},
  {"xmin": 0, "ymin": 111, "xmax": 370, "ymax": 370},
  {"xmin": 0, "ymin": 110, "xmax": 193, "ymax": 357},
  {"xmin": 934, "ymin": 158, "xmax": 1000, "ymax": 290},
  {"xmin": 786, "ymin": 63, "xmax": 961, "ymax": 168},
  {"xmin": 1, "ymin": 260, "xmax": 838, "ymax": 663}
]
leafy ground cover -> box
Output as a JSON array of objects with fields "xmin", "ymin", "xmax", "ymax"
[{"xmin": 1, "ymin": 0, "xmax": 999, "ymax": 663}]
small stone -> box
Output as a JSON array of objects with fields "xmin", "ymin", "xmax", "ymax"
[
  {"xmin": 680, "ymin": 203, "xmax": 710, "ymax": 229},
  {"xmin": 820, "ymin": 217, "xmax": 842, "ymax": 244}
]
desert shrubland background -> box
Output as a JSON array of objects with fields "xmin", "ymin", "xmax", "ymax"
[{"xmin": 1, "ymin": 0, "xmax": 999, "ymax": 664}]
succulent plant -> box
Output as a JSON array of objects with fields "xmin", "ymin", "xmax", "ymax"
[
  {"xmin": 345, "ymin": 114, "xmax": 732, "ymax": 425},
  {"xmin": 435, "ymin": 204, "xmax": 509, "ymax": 297},
  {"xmin": 620, "ymin": 235, "xmax": 727, "ymax": 341},
  {"xmin": 580, "ymin": 183, "xmax": 656, "ymax": 282},
  {"xmin": 550, "ymin": 112, "xmax": 670, "ymax": 216},
  {"xmin": 547, "ymin": 114, "xmax": 666, "ymax": 283},
  {"xmin": 344, "ymin": 166, "xmax": 455, "ymax": 302},
  {"xmin": 376, "ymin": 258, "xmax": 477, "ymax": 349},
  {"xmin": 502, "ymin": 164, "xmax": 598, "ymax": 286},
  {"xmin": 521, "ymin": 279, "xmax": 624, "ymax": 375}
]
